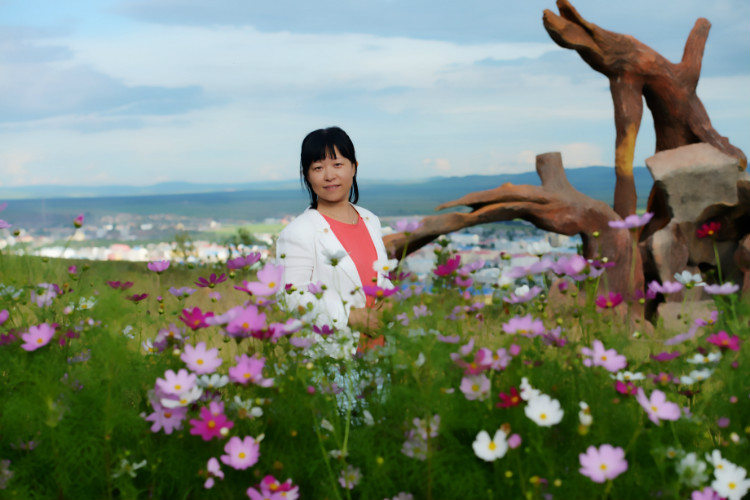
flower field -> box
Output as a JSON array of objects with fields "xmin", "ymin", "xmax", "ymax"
[{"xmin": 1, "ymin": 218, "xmax": 749, "ymax": 500}]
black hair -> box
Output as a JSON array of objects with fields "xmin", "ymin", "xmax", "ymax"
[{"xmin": 300, "ymin": 126, "xmax": 359, "ymax": 208}]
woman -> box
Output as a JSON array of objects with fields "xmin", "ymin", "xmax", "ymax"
[{"xmin": 276, "ymin": 127, "xmax": 391, "ymax": 335}]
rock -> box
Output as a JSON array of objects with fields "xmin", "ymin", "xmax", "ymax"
[{"xmin": 656, "ymin": 300, "xmax": 715, "ymax": 333}]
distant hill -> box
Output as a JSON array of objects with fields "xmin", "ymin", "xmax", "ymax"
[{"xmin": 1, "ymin": 166, "xmax": 654, "ymax": 228}]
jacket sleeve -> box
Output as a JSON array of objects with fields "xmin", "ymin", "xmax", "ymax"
[{"xmin": 276, "ymin": 221, "xmax": 348, "ymax": 328}]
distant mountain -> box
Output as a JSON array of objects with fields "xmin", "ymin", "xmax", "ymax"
[{"xmin": 1, "ymin": 166, "xmax": 654, "ymax": 228}]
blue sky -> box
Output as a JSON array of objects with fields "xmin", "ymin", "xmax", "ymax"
[{"xmin": 1, "ymin": 0, "xmax": 748, "ymax": 187}]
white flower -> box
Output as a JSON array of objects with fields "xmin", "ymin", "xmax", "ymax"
[
  {"xmin": 161, "ymin": 385, "xmax": 202, "ymax": 408},
  {"xmin": 322, "ymin": 248, "xmax": 348, "ymax": 266},
  {"xmin": 578, "ymin": 401, "xmax": 593, "ymax": 427},
  {"xmin": 686, "ymin": 352, "xmax": 722, "ymax": 364},
  {"xmin": 142, "ymin": 339, "xmax": 156, "ymax": 354},
  {"xmin": 122, "ymin": 325, "xmax": 135, "ymax": 339},
  {"xmin": 712, "ymin": 463, "xmax": 750, "ymax": 500},
  {"xmin": 676, "ymin": 452, "xmax": 709, "ymax": 487},
  {"xmin": 613, "ymin": 371, "xmax": 645, "ymax": 382},
  {"xmin": 329, "ymin": 449, "xmax": 348, "ymax": 459},
  {"xmin": 78, "ymin": 296, "xmax": 97, "ymax": 310},
  {"xmin": 320, "ymin": 419, "xmax": 335, "ymax": 433},
  {"xmin": 373, "ymin": 258, "xmax": 399, "ymax": 274},
  {"xmin": 524, "ymin": 394, "xmax": 564, "ymax": 427},
  {"xmin": 497, "ymin": 273, "xmax": 515, "ymax": 289},
  {"xmin": 705, "ymin": 449, "xmax": 732, "ymax": 472},
  {"xmin": 414, "ymin": 352, "xmax": 426, "ymax": 368},
  {"xmin": 111, "ymin": 458, "xmax": 147, "ymax": 479},
  {"xmin": 472, "ymin": 429, "xmax": 508, "ymax": 462},
  {"xmin": 362, "ymin": 410, "xmax": 375, "ymax": 426},
  {"xmin": 689, "ymin": 368, "xmax": 714, "ymax": 382},
  {"xmin": 519, "ymin": 377, "xmax": 541, "ymax": 401},
  {"xmin": 674, "ymin": 271, "xmax": 704, "ymax": 288},
  {"xmin": 198, "ymin": 374, "xmax": 229, "ymax": 389}
]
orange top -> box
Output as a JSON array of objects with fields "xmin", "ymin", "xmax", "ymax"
[{"xmin": 321, "ymin": 213, "xmax": 378, "ymax": 307}]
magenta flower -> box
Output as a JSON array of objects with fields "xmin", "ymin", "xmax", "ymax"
[
  {"xmin": 181, "ymin": 342, "xmax": 222, "ymax": 374},
  {"xmin": 636, "ymin": 388, "xmax": 681, "ymax": 425},
  {"xmin": 496, "ymin": 387, "xmax": 522, "ymax": 408},
  {"xmin": 363, "ymin": 285, "xmax": 398, "ymax": 299},
  {"xmin": 20, "ymin": 323, "xmax": 56, "ymax": 351},
  {"xmin": 650, "ymin": 351, "xmax": 681, "ymax": 362},
  {"xmin": 455, "ymin": 276, "xmax": 473, "ymax": 288},
  {"xmin": 707, "ymin": 331, "xmax": 741, "ymax": 351},
  {"xmin": 505, "ymin": 259, "xmax": 553, "ymax": 279},
  {"xmin": 126, "ymin": 293, "xmax": 149, "ymax": 302},
  {"xmin": 189, "ymin": 402, "xmax": 234, "ymax": 441},
  {"xmin": 502, "ymin": 314, "xmax": 546, "ymax": 336},
  {"xmin": 696, "ymin": 221, "xmax": 720, "ymax": 239},
  {"xmin": 180, "ymin": 307, "xmax": 215, "ymax": 330},
  {"xmin": 156, "ymin": 368, "xmax": 197, "ymax": 397},
  {"xmin": 614, "ymin": 380, "xmax": 638, "ymax": 396},
  {"xmin": 579, "ymin": 444, "xmax": 628, "ymax": 483},
  {"xmin": 0, "ymin": 309, "xmax": 8, "ymax": 325},
  {"xmin": 581, "ymin": 340, "xmax": 627, "ymax": 373},
  {"xmin": 608, "ymin": 212, "xmax": 653, "ymax": 229},
  {"xmin": 551, "ymin": 254, "xmax": 588, "ymax": 276},
  {"xmin": 248, "ymin": 476, "xmax": 300, "ymax": 500},
  {"xmin": 227, "ymin": 252, "xmax": 261, "ymax": 270},
  {"xmin": 433, "ymin": 255, "xmax": 461, "ymax": 277},
  {"xmin": 229, "ymin": 354, "xmax": 273, "ymax": 387},
  {"xmin": 648, "ymin": 280, "xmax": 684, "ymax": 295},
  {"xmin": 235, "ymin": 262, "xmax": 283, "ymax": 296},
  {"xmin": 195, "ymin": 273, "xmax": 227, "ymax": 288},
  {"xmin": 704, "ymin": 282, "xmax": 740, "ymax": 295},
  {"xmin": 220, "ymin": 436, "xmax": 260, "ymax": 470},
  {"xmin": 691, "ymin": 487, "xmax": 721, "ymax": 500},
  {"xmin": 225, "ymin": 305, "xmax": 267, "ymax": 337},
  {"xmin": 144, "ymin": 404, "xmax": 187, "ymax": 434},
  {"xmin": 107, "ymin": 280, "xmax": 134, "ymax": 290},
  {"xmin": 595, "ymin": 292, "xmax": 623, "ymax": 309},
  {"xmin": 147, "ymin": 260, "xmax": 170, "ymax": 273},
  {"xmin": 73, "ymin": 213, "xmax": 84, "ymax": 228}
]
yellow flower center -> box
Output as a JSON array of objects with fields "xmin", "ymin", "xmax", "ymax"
[
  {"xmin": 36, "ymin": 338, "xmax": 44, "ymax": 344},
  {"xmin": 243, "ymin": 373, "xmax": 251, "ymax": 379},
  {"xmin": 540, "ymin": 413, "xmax": 547, "ymax": 420},
  {"xmin": 242, "ymin": 322, "xmax": 249, "ymax": 329},
  {"xmin": 208, "ymin": 420, "xmax": 215, "ymax": 429},
  {"xmin": 601, "ymin": 355, "xmax": 608, "ymax": 361},
  {"xmin": 238, "ymin": 452, "xmax": 246, "ymax": 459},
  {"xmin": 164, "ymin": 412, "xmax": 172, "ymax": 418},
  {"xmin": 268, "ymin": 282, "xmax": 276, "ymax": 288},
  {"xmin": 175, "ymin": 384, "xmax": 182, "ymax": 391},
  {"xmin": 729, "ymin": 482, "xmax": 736, "ymax": 490},
  {"xmin": 600, "ymin": 464, "xmax": 607, "ymax": 470},
  {"xmin": 489, "ymin": 442, "xmax": 497, "ymax": 451},
  {"xmin": 197, "ymin": 359, "xmax": 204, "ymax": 365},
  {"xmin": 472, "ymin": 384, "xmax": 479, "ymax": 392},
  {"xmin": 651, "ymin": 406, "xmax": 658, "ymax": 412}
]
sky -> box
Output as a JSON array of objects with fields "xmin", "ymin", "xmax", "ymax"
[{"xmin": 1, "ymin": 0, "xmax": 748, "ymax": 187}]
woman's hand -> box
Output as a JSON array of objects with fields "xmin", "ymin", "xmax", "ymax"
[{"xmin": 348, "ymin": 307, "xmax": 382, "ymax": 335}]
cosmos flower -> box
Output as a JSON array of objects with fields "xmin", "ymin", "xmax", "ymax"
[
  {"xmin": 472, "ymin": 428, "xmax": 509, "ymax": 462},
  {"xmin": 503, "ymin": 285, "xmax": 543, "ymax": 304},
  {"xmin": 393, "ymin": 219, "xmax": 422, "ymax": 233},
  {"xmin": 228, "ymin": 354, "xmax": 273, "ymax": 387},
  {"xmin": 147, "ymin": 260, "xmax": 170, "ymax": 273},
  {"xmin": 497, "ymin": 387, "xmax": 522, "ymax": 408},
  {"xmin": 433, "ymin": 255, "xmax": 461, "ymax": 276},
  {"xmin": 373, "ymin": 258, "xmax": 399, "ymax": 274},
  {"xmin": 636, "ymin": 388, "xmax": 681, "ymax": 425},
  {"xmin": 581, "ymin": 340, "xmax": 627, "ymax": 373},
  {"xmin": 235, "ymin": 262, "xmax": 284, "ymax": 296},
  {"xmin": 204, "ymin": 457, "xmax": 224, "ymax": 489},
  {"xmin": 459, "ymin": 374, "xmax": 491, "ymax": 401},
  {"xmin": 711, "ymin": 462, "xmax": 750, "ymax": 500},
  {"xmin": 696, "ymin": 221, "xmax": 720, "ymax": 239},
  {"xmin": 706, "ymin": 331, "xmax": 741, "ymax": 351},
  {"xmin": 220, "ymin": 436, "xmax": 260, "ymax": 470},
  {"xmin": 648, "ymin": 280, "xmax": 684, "ymax": 295},
  {"xmin": 20, "ymin": 323, "xmax": 56, "ymax": 352},
  {"xmin": 189, "ymin": 402, "xmax": 234, "ymax": 441},
  {"xmin": 595, "ymin": 292, "xmax": 623, "ymax": 309},
  {"xmin": 179, "ymin": 307, "xmax": 215, "ymax": 330},
  {"xmin": 502, "ymin": 314, "xmax": 546, "ymax": 336},
  {"xmin": 579, "ymin": 444, "xmax": 628, "ymax": 483},
  {"xmin": 181, "ymin": 342, "xmax": 222, "ymax": 374},
  {"xmin": 524, "ymin": 394, "xmax": 564, "ymax": 427},
  {"xmin": 195, "ymin": 273, "xmax": 227, "ymax": 288},
  {"xmin": 704, "ymin": 282, "xmax": 740, "ymax": 295},
  {"xmin": 226, "ymin": 253, "xmax": 261, "ymax": 270},
  {"xmin": 608, "ymin": 212, "xmax": 653, "ymax": 229}
]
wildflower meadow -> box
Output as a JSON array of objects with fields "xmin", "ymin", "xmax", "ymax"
[{"xmin": 1, "ymin": 213, "xmax": 749, "ymax": 500}]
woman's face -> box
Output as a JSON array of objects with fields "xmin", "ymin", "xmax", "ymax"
[{"xmin": 306, "ymin": 146, "xmax": 356, "ymax": 208}]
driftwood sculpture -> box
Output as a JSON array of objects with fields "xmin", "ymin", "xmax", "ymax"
[
  {"xmin": 384, "ymin": 0, "xmax": 748, "ymax": 306},
  {"xmin": 543, "ymin": 0, "xmax": 746, "ymax": 219},
  {"xmin": 385, "ymin": 152, "xmax": 643, "ymax": 296}
]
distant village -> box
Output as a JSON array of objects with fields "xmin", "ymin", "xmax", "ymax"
[{"xmin": 1, "ymin": 211, "xmax": 581, "ymax": 280}]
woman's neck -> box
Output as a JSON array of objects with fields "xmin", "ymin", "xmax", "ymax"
[{"xmin": 316, "ymin": 201, "xmax": 358, "ymax": 224}]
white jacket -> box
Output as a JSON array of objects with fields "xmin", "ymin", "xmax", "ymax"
[{"xmin": 276, "ymin": 205, "xmax": 391, "ymax": 328}]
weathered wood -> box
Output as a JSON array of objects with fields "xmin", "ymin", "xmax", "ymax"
[
  {"xmin": 543, "ymin": 0, "xmax": 747, "ymax": 218},
  {"xmin": 384, "ymin": 152, "xmax": 643, "ymax": 296}
]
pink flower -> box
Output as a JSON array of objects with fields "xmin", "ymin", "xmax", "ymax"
[
  {"xmin": 225, "ymin": 305, "xmax": 267, "ymax": 337},
  {"xmin": 393, "ymin": 219, "xmax": 422, "ymax": 233},
  {"xmin": 551, "ymin": 255, "xmax": 588, "ymax": 276},
  {"xmin": 433, "ymin": 255, "xmax": 461, "ymax": 277},
  {"xmin": 0, "ymin": 309, "xmax": 9, "ymax": 325},
  {"xmin": 648, "ymin": 280, "xmax": 684, "ymax": 295},
  {"xmin": 496, "ymin": 387, "xmax": 522, "ymax": 408},
  {"xmin": 227, "ymin": 252, "xmax": 261, "ymax": 270},
  {"xmin": 706, "ymin": 330, "xmax": 741, "ymax": 351},
  {"xmin": 696, "ymin": 221, "xmax": 720, "ymax": 239},
  {"xmin": 363, "ymin": 285, "xmax": 398, "ymax": 299},
  {"xmin": 581, "ymin": 340, "xmax": 627, "ymax": 372},
  {"xmin": 20, "ymin": 323, "xmax": 56, "ymax": 351},
  {"xmin": 144, "ymin": 403, "xmax": 187, "ymax": 434},
  {"xmin": 73, "ymin": 213, "xmax": 84, "ymax": 228},
  {"xmin": 189, "ymin": 402, "xmax": 234, "ymax": 441},
  {"xmin": 248, "ymin": 476, "xmax": 300, "ymax": 500},
  {"xmin": 636, "ymin": 388, "xmax": 681, "ymax": 425},
  {"xmin": 503, "ymin": 285, "xmax": 543, "ymax": 304},
  {"xmin": 650, "ymin": 351, "xmax": 681, "ymax": 362},
  {"xmin": 608, "ymin": 212, "xmax": 653, "ymax": 229},
  {"xmin": 508, "ymin": 433, "xmax": 522, "ymax": 449},
  {"xmin": 181, "ymin": 342, "xmax": 222, "ymax": 374},
  {"xmin": 614, "ymin": 380, "xmax": 638, "ymax": 396},
  {"xmin": 704, "ymin": 282, "xmax": 740, "ymax": 295},
  {"xmin": 180, "ymin": 307, "xmax": 215, "ymax": 330},
  {"xmin": 147, "ymin": 260, "xmax": 170, "ymax": 273},
  {"xmin": 579, "ymin": 444, "xmax": 628, "ymax": 483},
  {"xmin": 459, "ymin": 374, "xmax": 491, "ymax": 401},
  {"xmin": 156, "ymin": 369, "xmax": 197, "ymax": 397},
  {"xmin": 229, "ymin": 354, "xmax": 273, "ymax": 387},
  {"xmin": 505, "ymin": 259, "xmax": 553, "ymax": 279},
  {"xmin": 204, "ymin": 457, "xmax": 224, "ymax": 489},
  {"xmin": 691, "ymin": 487, "xmax": 721, "ymax": 500},
  {"xmin": 195, "ymin": 273, "xmax": 227, "ymax": 288},
  {"xmin": 220, "ymin": 436, "xmax": 260, "ymax": 470},
  {"xmin": 235, "ymin": 262, "xmax": 283, "ymax": 296},
  {"xmin": 595, "ymin": 292, "xmax": 623, "ymax": 309},
  {"xmin": 126, "ymin": 293, "xmax": 149, "ymax": 302},
  {"xmin": 338, "ymin": 465, "xmax": 362, "ymax": 490},
  {"xmin": 502, "ymin": 314, "xmax": 546, "ymax": 336}
]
